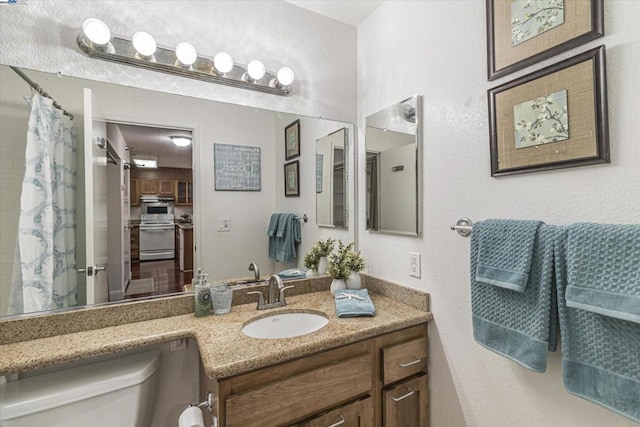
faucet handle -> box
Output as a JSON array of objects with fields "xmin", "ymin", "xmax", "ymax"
[
  {"xmin": 279, "ymin": 285, "xmax": 295, "ymax": 304},
  {"xmin": 247, "ymin": 291, "xmax": 265, "ymax": 310}
]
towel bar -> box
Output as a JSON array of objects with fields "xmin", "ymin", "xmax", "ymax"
[
  {"xmin": 296, "ymin": 214, "xmax": 308, "ymax": 223},
  {"xmin": 451, "ymin": 218, "xmax": 474, "ymax": 237}
]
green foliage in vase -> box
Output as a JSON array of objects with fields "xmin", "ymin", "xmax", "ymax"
[
  {"xmin": 328, "ymin": 241, "xmax": 366, "ymax": 280},
  {"xmin": 303, "ymin": 238, "xmax": 336, "ymax": 269}
]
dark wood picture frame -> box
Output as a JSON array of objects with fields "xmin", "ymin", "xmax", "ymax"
[
  {"xmin": 488, "ymin": 46, "xmax": 609, "ymax": 177},
  {"xmin": 486, "ymin": 0, "xmax": 604, "ymax": 81},
  {"xmin": 285, "ymin": 119, "xmax": 301, "ymax": 160},
  {"xmin": 284, "ymin": 160, "xmax": 300, "ymax": 197}
]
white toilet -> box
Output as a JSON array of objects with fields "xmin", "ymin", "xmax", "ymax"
[{"xmin": 0, "ymin": 350, "xmax": 161, "ymax": 427}]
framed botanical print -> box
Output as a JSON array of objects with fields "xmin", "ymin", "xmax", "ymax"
[
  {"xmin": 488, "ymin": 46, "xmax": 609, "ymax": 176},
  {"xmin": 284, "ymin": 160, "xmax": 300, "ymax": 197},
  {"xmin": 285, "ymin": 119, "xmax": 300, "ymax": 160},
  {"xmin": 486, "ymin": 0, "xmax": 604, "ymax": 80}
]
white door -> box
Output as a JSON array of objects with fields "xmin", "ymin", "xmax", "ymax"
[{"xmin": 83, "ymin": 88, "xmax": 109, "ymax": 305}]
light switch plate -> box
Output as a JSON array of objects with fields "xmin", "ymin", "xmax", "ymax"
[
  {"xmin": 217, "ymin": 218, "xmax": 230, "ymax": 232},
  {"xmin": 409, "ymin": 252, "xmax": 421, "ymax": 278}
]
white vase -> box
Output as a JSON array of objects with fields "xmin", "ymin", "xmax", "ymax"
[
  {"xmin": 346, "ymin": 271, "xmax": 361, "ymax": 290},
  {"xmin": 330, "ymin": 279, "xmax": 347, "ymax": 296},
  {"xmin": 318, "ymin": 257, "xmax": 329, "ymax": 274},
  {"xmin": 306, "ymin": 268, "xmax": 318, "ymax": 277}
]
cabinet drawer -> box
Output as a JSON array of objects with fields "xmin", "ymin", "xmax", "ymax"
[
  {"xmin": 226, "ymin": 353, "xmax": 372, "ymax": 427},
  {"xmin": 300, "ymin": 397, "xmax": 373, "ymax": 427},
  {"xmin": 383, "ymin": 374, "xmax": 428, "ymax": 427},
  {"xmin": 382, "ymin": 337, "xmax": 427, "ymax": 385}
]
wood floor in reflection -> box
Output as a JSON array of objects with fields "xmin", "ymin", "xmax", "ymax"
[{"xmin": 126, "ymin": 259, "xmax": 193, "ymax": 299}]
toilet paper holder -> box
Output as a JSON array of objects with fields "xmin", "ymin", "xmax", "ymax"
[{"xmin": 188, "ymin": 392, "xmax": 213, "ymax": 413}]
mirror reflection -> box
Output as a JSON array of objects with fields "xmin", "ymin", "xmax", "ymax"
[
  {"xmin": 365, "ymin": 95, "xmax": 421, "ymax": 236},
  {"xmin": 0, "ymin": 65, "xmax": 354, "ymax": 318},
  {"xmin": 316, "ymin": 128, "xmax": 348, "ymax": 229}
]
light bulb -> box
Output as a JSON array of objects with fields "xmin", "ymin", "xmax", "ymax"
[
  {"xmin": 170, "ymin": 136, "xmax": 192, "ymax": 147},
  {"xmin": 175, "ymin": 42, "xmax": 198, "ymax": 66},
  {"xmin": 132, "ymin": 31, "xmax": 157, "ymax": 57},
  {"xmin": 276, "ymin": 67, "xmax": 295, "ymax": 87},
  {"xmin": 82, "ymin": 18, "xmax": 111, "ymax": 46},
  {"xmin": 213, "ymin": 52, "xmax": 234, "ymax": 74},
  {"xmin": 247, "ymin": 60, "xmax": 266, "ymax": 81}
]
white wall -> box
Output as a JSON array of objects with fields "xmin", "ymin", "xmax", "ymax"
[
  {"xmin": 0, "ymin": 0, "xmax": 356, "ymax": 124},
  {"xmin": 358, "ymin": 1, "xmax": 640, "ymax": 427}
]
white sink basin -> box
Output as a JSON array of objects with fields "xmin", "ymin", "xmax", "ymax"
[{"xmin": 242, "ymin": 312, "xmax": 329, "ymax": 339}]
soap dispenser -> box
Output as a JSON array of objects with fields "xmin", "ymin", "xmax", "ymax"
[{"xmin": 193, "ymin": 269, "xmax": 212, "ymax": 317}]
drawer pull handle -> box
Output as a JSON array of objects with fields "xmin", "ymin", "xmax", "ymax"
[
  {"xmin": 391, "ymin": 387, "xmax": 415, "ymax": 402},
  {"xmin": 327, "ymin": 415, "xmax": 345, "ymax": 427},
  {"xmin": 398, "ymin": 358, "xmax": 421, "ymax": 367}
]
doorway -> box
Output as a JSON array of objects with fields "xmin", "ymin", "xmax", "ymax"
[{"xmin": 105, "ymin": 122, "xmax": 194, "ymax": 300}]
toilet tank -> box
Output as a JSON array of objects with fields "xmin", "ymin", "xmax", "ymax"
[{"xmin": 0, "ymin": 350, "xmax": 161, "ymax": 427}]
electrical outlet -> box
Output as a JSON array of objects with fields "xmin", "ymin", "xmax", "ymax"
[
  {"xmin": 217, "ymin": 218, "xmax": 230, "ymax": 232},
  {"xmin": 409, "ymin": 252, "xmax": 421, "ymax": 278}
]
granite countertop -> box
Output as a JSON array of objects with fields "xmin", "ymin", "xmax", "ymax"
[
  {"xmin": 0, "ymin": 290, "xmax": 431, "ymax": 379},
  {"xmin": 175, "ymin": 222, "xmax": 194, "ymax": 229}
]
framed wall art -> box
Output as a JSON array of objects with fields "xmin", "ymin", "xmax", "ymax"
[
  {"xmin": 488, "ymin": 46, "xmax": 609, "ymax": 177},
  {"xmin": 285, "ymin": 119, "xmax": 301, "ymax": 160},
  {"xmin": 486, "ymin": 0, "xmax": 604, "ymax": 80},
  {"xmin": 213, "ymin": 143, "xmax": 261, "ymax": 191},
  {"xmin": 284, "ymin": 160, "xmax": 300, "ymax": 197}
]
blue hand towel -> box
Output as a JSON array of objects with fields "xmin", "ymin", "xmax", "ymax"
[
  {"xmin": 471, "ymin": 223, "xmax": 558, "ymax": 373},
  {"xmin": 267, "ymin": 213, "xmax": 281, "ymax": 261},
  {"xmin": 335, "ymin": 289, "xmax": 376, "ymax": 318},
  {"xmin": 475, "ymin": 219, "xmax": 543, "ymax": 292},
  {"xmin": 555, "ymin": 228, "xmax": 640, "ymax": 423},
  {"xmin": 274, "ymin": 214, "xmax": 301, "ymax": 263},
  {"xmin": 277, "ymin": 268, "xmax": 308, "ymax": 280},
  {"xmin": 565, "ymin": 223, "xmax": 640, "ymax": 324}
]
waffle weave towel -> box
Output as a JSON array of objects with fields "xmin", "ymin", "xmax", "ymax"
[
  {"xmin": 555, "ymin": 224, "xmax": 640, "ymax": 423},
  {"xmin": 565, "ymin": 223, "xmax": 640, "ymax": 323},
  {"xmin": 475, "ymin": 219, "xmax": 543, "ymax": 292},
  {"xmin": 471, "ymin": 222, "xmax": 558, "ymax": 373}
]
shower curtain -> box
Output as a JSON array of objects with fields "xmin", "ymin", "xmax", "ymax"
[{"xmin": 8, "ymin": 94, "xmax": 78, "ymax": 315}]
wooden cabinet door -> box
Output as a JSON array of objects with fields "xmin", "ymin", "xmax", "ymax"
[
  {"xmin": 140, "ymin": 179, "xmax": 157, "ymax": 194},
  {"xmin": 383, "ymin": 375, "xmax": 428, "ymax": 427},
  {"xmin": 158, "ymin": 179, "xmax": 174, "ymax": 195},
  {"xmin": 175, "ymin": 180, "xmax": 193, "ymax": 205},
  {"xmin": 130, "ymin": 179, "xmax": 140, "ymax": 206},
  {"xmin": 300, "ymin": 397, "xmax": 373, "ymax": 427}
]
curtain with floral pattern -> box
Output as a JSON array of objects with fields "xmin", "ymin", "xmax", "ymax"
[{"xmin": 8, "ymin": 94, "xmax": 77, "ymax": 315}]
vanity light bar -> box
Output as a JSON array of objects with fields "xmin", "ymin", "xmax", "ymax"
[{"xmin": 76, "ymin": 19, "xmax": 295, "ymax": 96}]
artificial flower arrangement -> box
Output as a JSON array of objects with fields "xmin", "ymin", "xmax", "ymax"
[
  {"xmin": 303, "ymin": 238, "xmax": 335, "ymax": 271},
  {"xmin": 327, "ymin": 241, "xmax": 367, "ymax": 294}
]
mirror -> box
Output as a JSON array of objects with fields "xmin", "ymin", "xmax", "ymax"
[
  {"xmin": 0, "ymin": 64, "xmax": 355, "ymax": 318},
  {"xmin": 365, "ymin": 95, "xmax": 421, "ymax": 236},
  {"xmin": 316, "ymin": 128, "xmax": 348, "ymax": 228}
]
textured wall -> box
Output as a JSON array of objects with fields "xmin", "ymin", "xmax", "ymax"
[
  {"xmin": 0, "ymin": 0, "xmax": 357, "ymax": 123},
  {"xmin": 358, "ymin": 1, "xmax": 640, "ymax": 426}
]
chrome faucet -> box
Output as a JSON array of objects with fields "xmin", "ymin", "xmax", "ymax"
[
  {"xmin": 248, "ymin": 262, "xmax": 260, "ymax": 282},
  {"xmin": 247, "ymin": 274, "xmax": 294, "ymax": 310}
]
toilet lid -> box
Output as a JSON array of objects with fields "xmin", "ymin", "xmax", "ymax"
[{"xmin": 0, "ymin": 350, "xmax": 160, "ymax": 420}]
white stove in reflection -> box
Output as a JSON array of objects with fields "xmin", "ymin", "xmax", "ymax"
[{"xmin": 139, "ymin": 214, "xmax": 175, "ymax": 261}]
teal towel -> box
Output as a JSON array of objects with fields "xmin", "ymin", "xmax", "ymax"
[
  {"xmin": 267, "ymin": 213, "xmax": 281, "ymax": 261},
  {"xmin": 555, "ymin": 228, "xmax": 640, "ymax": 423},
  {"xmin": 274, "ymin": 213, "xmax": 301, "ymax": 263},
  {"xmin": 335, "ymin": 289, "xmax": 376, "ymax": 318},
  {"xmin": 277, "ymin": 268, "xmax": 308, "ymax": 280},
  {"xmin": 475, "ymin": 219, "xmax": 543, "ymax": 292},
  {"xmin": 471, "ymin": 223, "xmax": 558, "ymax": 373},
  {"xmin": 565, "ymin": 223, "xmax": 640, "ymax": 324}
]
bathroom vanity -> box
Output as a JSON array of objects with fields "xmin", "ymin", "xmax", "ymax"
[
  {"xmin": 0, "ymin": 275, "xmax": 431, "ymax": 427},
  {"xmin": 201, "ymin": 324, "xmax": 428, "ymax": 427}
]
